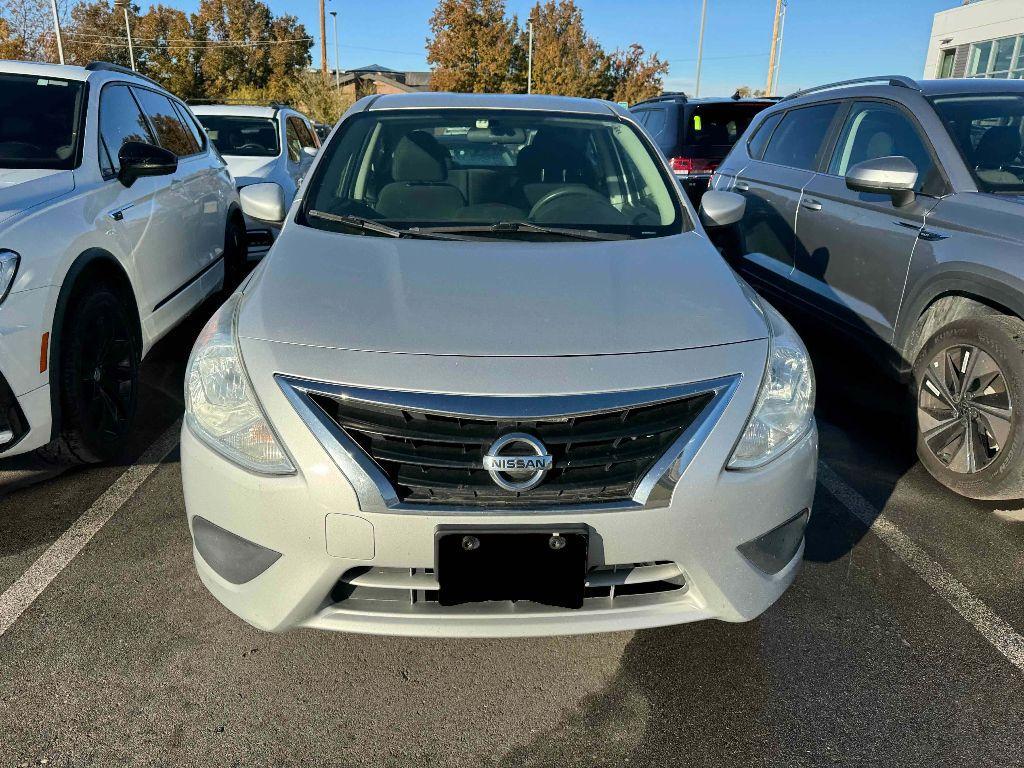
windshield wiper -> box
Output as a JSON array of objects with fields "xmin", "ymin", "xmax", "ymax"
[
  {"xmin": 408, "ymin": 221, "xmax": 630, "ymax": 241},
  {"xmin": 306, "ymin": 210, "xmax": 474, "ymax": 240}
]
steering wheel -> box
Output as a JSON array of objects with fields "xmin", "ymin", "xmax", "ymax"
[
  {"xmin": 528, "ymin": 187, "xmax": 620, "ymax": 223},
  {"xmin": 237, "ymin": 143, "xmax": 265, "ymax": 152}
]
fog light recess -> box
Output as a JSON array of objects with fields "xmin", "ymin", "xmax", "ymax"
[{"xmin": 738, "ymin": 509, "xmax": 809, "ymax": 575}]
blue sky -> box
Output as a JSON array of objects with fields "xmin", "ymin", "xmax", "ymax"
[{"xmin": 178, "ymin": 0, "xmax": 955, "ymax": 96}]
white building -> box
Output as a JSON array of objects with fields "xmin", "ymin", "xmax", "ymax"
[{"xmin": 924, "ymin": 0, "xmax": 1024, "ymax": 79}]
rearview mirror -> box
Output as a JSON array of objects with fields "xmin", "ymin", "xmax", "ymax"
[
  {"xmin": 845, "ymin": 155, "xmax": 918, "ymax": 207},
  {"xmin": 699, "ymin": 190, "xmax": 746, "ymax": 228},
  {"xmin": 117, "ymin": 141, "xmax": 177, "ymax": 187},
  {"xmin": 239, "ymin": 182, "xmax": 286, "ymax": 224}
]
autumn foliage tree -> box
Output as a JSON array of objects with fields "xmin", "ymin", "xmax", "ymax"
[
  {"xmin": 607, "ymin": 43, "xmax": 668, "ymax": 104},
  {"xmin": 1, "ymin": 0, "xmax": 311, "ymax": 105},
  {"xmin": 426, "ymin": 0, "xmax": 666, "ymax": 103},
  {"xmin": 426, "ymin": 0, "xmax": 524, "ymax": 94}
]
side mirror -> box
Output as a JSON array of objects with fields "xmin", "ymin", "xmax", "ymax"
[
  {"xmin": 302, "ymin": 146, "xmax": 318, "ymax": 158},
  {"xmin": 117, "ymin": 141, "xmax": 177, "ymax": 187},
  {"xmin": 699, "ymin": 190, "xmax": 746, "ymax": 228},
  {"xmin": 239, "ymin": 182, "xmax": 286, "ymax": 224},
  {"xmin": 845, "ymin": 155, "xmax": 918, "ymax": 207}
]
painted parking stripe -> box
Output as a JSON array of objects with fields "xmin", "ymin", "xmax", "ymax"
[
  {"xmin": 0, "ymin": 420, "xmax": 181, "ymax": 639},
  {"xmin": 819, "ymin": 461, "xmax": 1024, "ymax": 674}
]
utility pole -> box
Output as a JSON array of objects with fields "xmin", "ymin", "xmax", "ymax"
[
  {"xmin": 771, "ymin": 0, "xmax": 788, "ymax": 95},
  {"xmin": 765, "ymin": 0, "xmax": 783, "ymax": 95},
  {"xmin": 330, "ymin": 10, "xmax": 340, "ymax": 89},
  {"xmin": 115, "ymin": 0, "xmax": 135, "ymax": 71},
  {"xmin": 527, "ymin": 20, "xmax": 533, "ymax": 94},
  {"xmin": 319, "ymin": 0, "xmax": 328, "ymax": 77},
  {"xmin": 49, "ymin": 0, "xmax": 64, "ymax": 65},
  {"xmin": 694, "ymin": 0, "xmax": 708, "ymax": 97}
]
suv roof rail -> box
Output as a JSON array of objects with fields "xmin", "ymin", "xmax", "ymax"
[
  {"xmin": 84, "ymin": 61, "xmax": 163, "ymax": 89},
  {"xmin": 630, "ymin": 92, "xmax": 688, "ymax": 107},
  {"xmin": 187, "ymin": 98, "xmax": 292, "ymax": 109},
  {"xmin": 780, "ymin": 75, "xmax": 920, "ymax": 102}
]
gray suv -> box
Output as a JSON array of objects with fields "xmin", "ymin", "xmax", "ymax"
[{"xmin": 713, "ymin": 76, "xmax": 1024, "ymax": 501}]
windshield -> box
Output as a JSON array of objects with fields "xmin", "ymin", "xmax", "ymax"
[
  {"xmin": 196, "ymin": 115, "xmax": 280, "ymax": 157},
  {"xmin": 931, "ymin": 94, "xmax": 1024, "ymax": 193},
  {"xmin": 0, "ymin": 74, "xmax": 84, "ymax": 170},
  {"xmin": 681, "ymin": 103, "xmax": 767, "ymax": 155},
  {"xmin": 300, "ymin": 110, "xmax": 685, "ymax": 240}
]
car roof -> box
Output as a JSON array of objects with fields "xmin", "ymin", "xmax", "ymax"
[
  {"xmin": 364, "ymin": 91, "xmax": 625, "ymax": 117},
  {"xmin": 0, "ymin": 58, "xmax": 163, "ymax": 89},
  {"xmin": 191, "ymin": 104, "xmax": 280, "ymax": 118},
  {"xmin": 631, "ymin": 97, "xmax": 775, "ymax": 109}
]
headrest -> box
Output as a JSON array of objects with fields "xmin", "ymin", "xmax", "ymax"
[
  {"xmin": 391, "ymin": 130, "xmax": 449, "ymax": 182},
  {"xmin": 975, "ymin": 125, "xmax": 1022, "ymax": 169},
  {"xmin": 516, "ymin": 130, "xmax": 589, "ymax": 183},
  {"xmin": 865, "ymin": 131, "xmax": 894, "ymax": 160}
]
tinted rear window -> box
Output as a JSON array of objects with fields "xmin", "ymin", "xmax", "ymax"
[
  {"xmin": 747, "ymin": 112, "xmax": 783, "ymax": 160},
  {"xmin": 762, "ymin": 103, "xmax": 840, "ymax": 171},
  {"xmin": 681, "ymin": 103, "xmax": 768, "ymax": 152}
]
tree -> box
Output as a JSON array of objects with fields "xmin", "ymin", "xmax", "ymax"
[
  {"xmin": 2, "ymin": 0, "xmax": 66, "ymax": 60},
  {"xmin": 426, "ymin": 0, "xmax": 524, "ymax": 94},
  {"xmin": 734, "ymin": 85, "xmax": 766, "ymax": 98},
  {"xmin": 0, "ymin": 15, "xmax": 27, "ymax": 59},
  {"xmin": 524, "ymin": 0, "xmax": 608, "ymax": 98},
  {"xmin": 134, "ymin": 5, "xmax": 203, "ymax": 100},
  {"xmin": 64, "ymin": 1, "xmax": 138, "ymax": 70},
  {"xmin": 606, "ymin": 43, "xmax": 667, "ymax": 105},
  {"xmin": 288, "ymin": 68, "xmax": 352, "ymax": 124}
]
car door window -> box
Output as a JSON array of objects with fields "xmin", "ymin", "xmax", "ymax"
[
  {"xmin": 828, "ymin": 101, "xmax": 936, "ymax": 189},
  {"xmin": 746, "ymin": 112, "xmax": 782, "ymax": 160},
  {"xmin": 285, "ymin": 117, "xmax": 303, "ymax": 162},
  {"xmin": 644, "ymin": 108, "xmax": 668, "ymax": 140},
  {"xmin": 631, "ymin": 109, "xmax": 651, "ymax": 127},
  {"xmin": 293, "ymin": 117, "xmax": 317, "ymax": 149},
  {"xmin": 98, "ymin": 84, "xmax": 154, "ymax": 176},
  {"xmin": 131, "ymin": 87, "xmax": 199, "ymax": 157},
  {"xmin": 762, "ymin": 103, "xmax": 840, "ymax": 171},
  {"xmin": 172, "ymin": 101, "xmax": 206, "ymax": 152}
]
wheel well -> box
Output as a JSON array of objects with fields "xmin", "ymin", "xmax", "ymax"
[
  {"xmin": 48, "ymin": 251, "xmax": 141, "ymax": 440},
  {"xmin": 904, "ymin": 292, "xmax": 1016, "ymax": 366}
]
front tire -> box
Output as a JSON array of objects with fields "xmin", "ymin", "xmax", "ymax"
[
  {"xmin": 914, "ymin": 315, "xmax": 1024, "ymax": 500},
  {"xmin": 222, "ymin": 214, "xmax": 247, "ymax": 293},
  {"xmin": 45, "ymin": 286, "xmax": 140, "ymax": 464}
]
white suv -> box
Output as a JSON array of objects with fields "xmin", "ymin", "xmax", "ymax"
[
  {"xmin": 192, "ymin": 104, "xmax": 320, "ymax": 258},
  {"xmin": 0, "ymin": 61, "xmax": 242, "ymax": 463}
]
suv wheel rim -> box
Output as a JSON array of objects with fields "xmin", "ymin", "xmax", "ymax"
[
  {"xmin": 918, "ymin": 344, "xmax": 1012, "ymax": 474},
  {"xmin": 78, "ymin": 310, "xmax": 135, "ymax": 440}
]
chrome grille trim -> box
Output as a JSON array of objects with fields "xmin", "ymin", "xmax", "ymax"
[{"xmin": 277, "ymin": 374, "xmax": 741, "ymax": 514}]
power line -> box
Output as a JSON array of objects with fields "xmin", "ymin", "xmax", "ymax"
[
  {"xmin": 65, "ymin": 30, "xmax": 313, "ymax": 45},
  {"xmin": 63, "ymin": 34, "xmax": 313, "ymax": 50}
]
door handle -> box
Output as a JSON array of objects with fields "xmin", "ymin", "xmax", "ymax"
[
  {"xmin": 801, "ymin": 199, "xmax": 823, "ymax": 211},
  {"xmin": 107, "ymin": 203, "xmax": 134, "ymax": 221},
  {"xmin": 734, "ymin": 182, "xmax": 750, "ymax": 192}
]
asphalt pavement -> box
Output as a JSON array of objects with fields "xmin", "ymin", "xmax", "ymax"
[{"xmin": 1, "ymin": 299, "xmax": 1022, "ymax": 768}]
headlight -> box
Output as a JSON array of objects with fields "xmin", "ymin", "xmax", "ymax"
[
  {"xmin": 185, "ymin": 293, "xmax": 294, "ymax": 474},
  {"xmin": 728, "ymin": 296, "xmax": 814, "ymax": 469},
  {"xmin": 0, "ymin": 250, "xmax": 20, "ymax": 303}
]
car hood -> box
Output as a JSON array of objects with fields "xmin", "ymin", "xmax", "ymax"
[
  {"xmin": 237, "ymin": 227, "xmax": 768, "ymax": 357},
  {"xmin": 0, "ymin": 169, "xmax": 74, "ymax": 225},
  {"xmin": 222, "ymin": 155, "xmax": 277, "ymax": 185}
]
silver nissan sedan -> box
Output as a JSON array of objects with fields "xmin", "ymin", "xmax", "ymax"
[{"xmin": 181, "ymin": 92, "xmax": 817, "ymax": 637}]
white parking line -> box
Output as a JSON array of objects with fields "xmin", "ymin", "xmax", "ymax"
[
  {"xmin": 819, "ymin": 461, "xmax": 1024, "ymax": 674},
  {"xmin": 0, "ymin": 420, "xmax": 181, "ymax": 639}
]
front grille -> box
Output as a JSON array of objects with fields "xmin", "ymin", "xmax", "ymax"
[
  {"xmin": 331, "ymin": 562, "xmax": 686, "ymax": 606},
  {"xmin": 310, "ymin": 389, "xmax": 714, "ymax": 507}
]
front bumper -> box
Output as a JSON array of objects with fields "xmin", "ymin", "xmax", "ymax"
[
  {"xmin": 182, "ymin": 336, "xmax": 818, "ymax": 636},
  {"xmin": 0, "ymin": 287, "xmax": 55, "ymax": 458}
]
